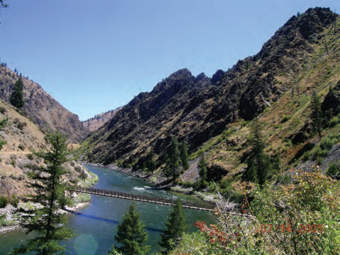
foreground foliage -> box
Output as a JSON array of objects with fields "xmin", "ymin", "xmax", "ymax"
[
  {"xmin": 9, "ymin": 131, "xmax": 74, "ymax": 255},
  {"xmin": 172, "ymin": 168, "xmax": 340, "ymax": 254}
]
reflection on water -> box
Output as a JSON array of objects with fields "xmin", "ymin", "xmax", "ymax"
[{"xmin": 0, "ymin": 165, "xmax": 213, "ymax": 254}]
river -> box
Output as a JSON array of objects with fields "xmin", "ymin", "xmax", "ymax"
[{"xmin": 0, "ymin": 165, "xmax": 213, "ymax": 254}]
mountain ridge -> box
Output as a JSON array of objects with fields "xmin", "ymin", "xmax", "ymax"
[
  {"xmin": 80, "ymin": 8, "xmax": 337, "ymax": 171},
  {"xmin": 0, "ymin": 66, "xmax": 89, "ymax": 142},
  {"xmin": 82, "ymin": 107, "xmax": 122, "ymax": 132}
]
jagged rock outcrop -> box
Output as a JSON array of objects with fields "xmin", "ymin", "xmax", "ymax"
[{"xmin": 0, "ymin": 67, "xmax": 89, "ymax": 142}]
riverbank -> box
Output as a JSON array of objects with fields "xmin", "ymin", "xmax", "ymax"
[
  {"xmin": 0, "ymin": 198, "xmax": 92, "ymax": 234},
  {"xmin": 83, "ymin": 162, "xmax": 224, "ymax": 206},
  {"xmin": 0, "ymin": 165, "xmax": 98, "ymax": 234}
]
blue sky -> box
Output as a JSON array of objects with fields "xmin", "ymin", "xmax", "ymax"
[{"xmin": 0, "ymin": 0, "xmax": 339, "ymax": 120}]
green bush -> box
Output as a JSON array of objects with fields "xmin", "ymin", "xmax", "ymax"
[
  {"xmin": 303, "ymin": 151, "xmax": 311, "ymax": 161},
  {"xmin": 316, "ymin": 156, "xmax": 324, "ymax": 165},
  {"xmin": 327, "ymin": 162, "xmax": 340, "ymax": 177},
  {"xmin": 281, "ymin": 115, "xmax": 291, "ymax": 123},
  {"xmin": 319, "ymin": 137, "xmax": 334, "ymax": 151},
  {"xmin": 330, "ymin": 117, "xmax": 340, "ymax": 127},
  {"xmin": 0, "ymin": 196, "xmax": 9, "ymax": 208},
  {"xmin": 27, "ymin": 154, "xmax": 33, "ymax": 160},
  {"xmin": 178, "ymin": 181, "xmax": 194, "ymax": 188},
  {"xmin": 10, "ymin": 195, "xmax": 19, "ymax": 207},
  {"xmin": 277, "ymin": 174, "xmax": 292, "ymax": 184}
]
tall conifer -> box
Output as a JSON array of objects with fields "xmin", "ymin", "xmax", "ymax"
[
  {"xmin": 112, "ymin": 202, "xmax": 149, "ymax": 255},
  {"xmin": 311, "ymin": 91, "xmax": 323, "ymax": 139},
  {"xmin": 180, "ymin": 141, "xmax": 189, "ymax": 170},
  {"xmin": 244, "ymin": 118, "xmax": 271, "ymax": 187},
  {"xmin": 159, "ymin": 198, "xmax": 187, "ymax": 252},
  {"xmin": 198, "ymin": 154, "xmax": 208, "ymax": 189},
  {"xmin": 10, "ymin": 78, "xmax": 25, "ymax": 109},
  {"xmin": 9, "ymin": 130, "xmax": 74, "ymax": 255},
  {"xmin": 166, "ymin": 137, "xmax": 181, "ymax": 181}
]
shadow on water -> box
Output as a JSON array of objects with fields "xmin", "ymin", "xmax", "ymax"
[{"xmin": 62, "ymin": 208, "xmax": 164, "ymax": 233}]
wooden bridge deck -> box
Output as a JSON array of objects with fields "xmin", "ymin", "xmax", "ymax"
[{"xmin": 72, "ymin": 187, "xmax": 216, "ymax": 212}]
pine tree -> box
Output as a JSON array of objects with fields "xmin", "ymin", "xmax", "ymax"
[
  {"xmin": 165, "ymin": 137, "xmax": 181, "ymax": 181},
  {"xmin": 113, "ymin": 202, "xmax": 150, "ymax": 255},
  {"xmin": 180, "ymin": 141, "xmax": 189, "ymax": 170},
  {"xmin": 9, "ymin": 130, "xmax": 74, "ymax": 255},
  {"xmin": 159, "ymin": 198, "xmax": 187, "ymax": 252},
  {"xmin": 244, "ymin": 118, "xmax": 271, "ymax": 187},
  {"xmin": 146, "ymin": 151, "xmax": 156, "ymax": 173},
  {"xmin": 10, "ymin": 78, "xmax": 25, "ymax": 109},
  {"xmin": 198, "ymin": 154, "xmax": 208, "ymax": 189},
  {"xmin": 310, "ymin": 91, "xmax": 323, "ymax": 139}
]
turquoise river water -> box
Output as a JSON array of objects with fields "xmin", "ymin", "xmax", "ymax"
[{"xmin": 0, "ymin": 165, "xmax": 213, "ymax": 254}]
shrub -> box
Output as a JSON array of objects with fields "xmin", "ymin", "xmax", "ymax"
[
  {"xmin": 281, "ymin": 115, "xmax": 291, "ymax": 123},
  {"xmin": 27, "ymin": 154, "xmax": 33, "ymax": 160},
  {"xmin": 0, "ymin": 196, "xmax": 8, "ymax": 208},
  {"xmin": 16, "ymin": 121, "xmax": 27, "ymax": 130},
  {"xmin": 18, "ymin": 144, "xmax": 25, "ymax": 150},
  {"xmin": 74, "ymin": 166, "xmax": 81, "ymax": 172},
  {"xmin": 319, "ymin": 137, "xmax": 334, "ymax": 151},
  {"xmin": 327, "ymin": 162, "xmax": 340, "ymax": 177},
  {"xmin": 241, "ymin": 121, "xmax": 249, "ymax": 127},
  {"xmin": 10, "ymin": 158, "xmax": 16, "ymax": 167},
  {"xmin": 0, "ymin": 106, "xmax": 6, "ymax": 114},
  {"xmin": 79, "ymin": 170, "xmax": 87, "ymax": 180},
  {"xmin": 316, "ymin": 156, "xmax": 324, "ymax": 165},
  {"xmin": 277, "ymin": 174, "xmax": 292, "ymax": 184},
  {"xmin": 178, "ymin": 181, "xmax": 194, "ymax": 188},
  {"xmin": 330, "ymin": 117, "xmax": 340, "ymax": 127},
  {"xmin": 10, "ymin": 195, "xmax": 19, "ymax": 207},
  {"xmin": 303, "ymin": 151, "xmax": 311, "ymax": 161}
]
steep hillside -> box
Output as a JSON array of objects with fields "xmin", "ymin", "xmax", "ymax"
[
  {"xmin": 0, "ymin": 99, "xmax": 89, "ymax": 198},
  {"xmin": 0, "ymin": 66, "xmax": 89, "ymax": 142},
  {"xmin": 81, "ymin": 8, "xmax": 338, "ymax": 170},
  {"xmin": 82, "ymin": 107, "xmax": 122, "ymax": 132}
]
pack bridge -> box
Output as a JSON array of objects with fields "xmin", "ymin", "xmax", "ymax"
[{"xmin": 72, "ymin": 187, "xmax": 215, "ymax": 212}]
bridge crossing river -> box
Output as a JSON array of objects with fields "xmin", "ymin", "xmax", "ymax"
[{"xmin": 72, "ymin": 187, "xmax": 216, "ymax": 211}]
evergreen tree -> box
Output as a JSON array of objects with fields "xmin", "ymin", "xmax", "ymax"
[
  {"xmin": 243, "ymin": 163, "xmax": 258, "ymax": 183},
  {"xmin": 113, "ymin": 202, "xmax": 149, "ymax": 255},
  {"xmin": 180, "ymin": 141, "xmax": 189, "ymax": 170},
  {"xmin": 310, "ymin": 91, "xmax": 323, "ymax": 139},
  {"xmin": 9, "ymin": 130, "xmax": 74, "ymax": 255},
  {"xmin": 10, "ymin": 78, "xmax": 24, "ymax": 109},
  {"xmin": 198, "ymin": 154, "xmax": 208, "ymax": 189},
  {"xmin": 146, "ymin": 151, "xmax": 156, "ymax": 173},
  {"xmin": 244, "ymin": 118, "xmax": 271, "ymax": 187},
  {"xmin": 159, "ymin": 198, "xmax": 187, "ymax": 252},
  {"xmin": 273, "ymin": 154, "xmax": 282, "ymax": 173},
  {"xmin": 165, "ymin": 137, "xmax": 181, "ymax": 181}
]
